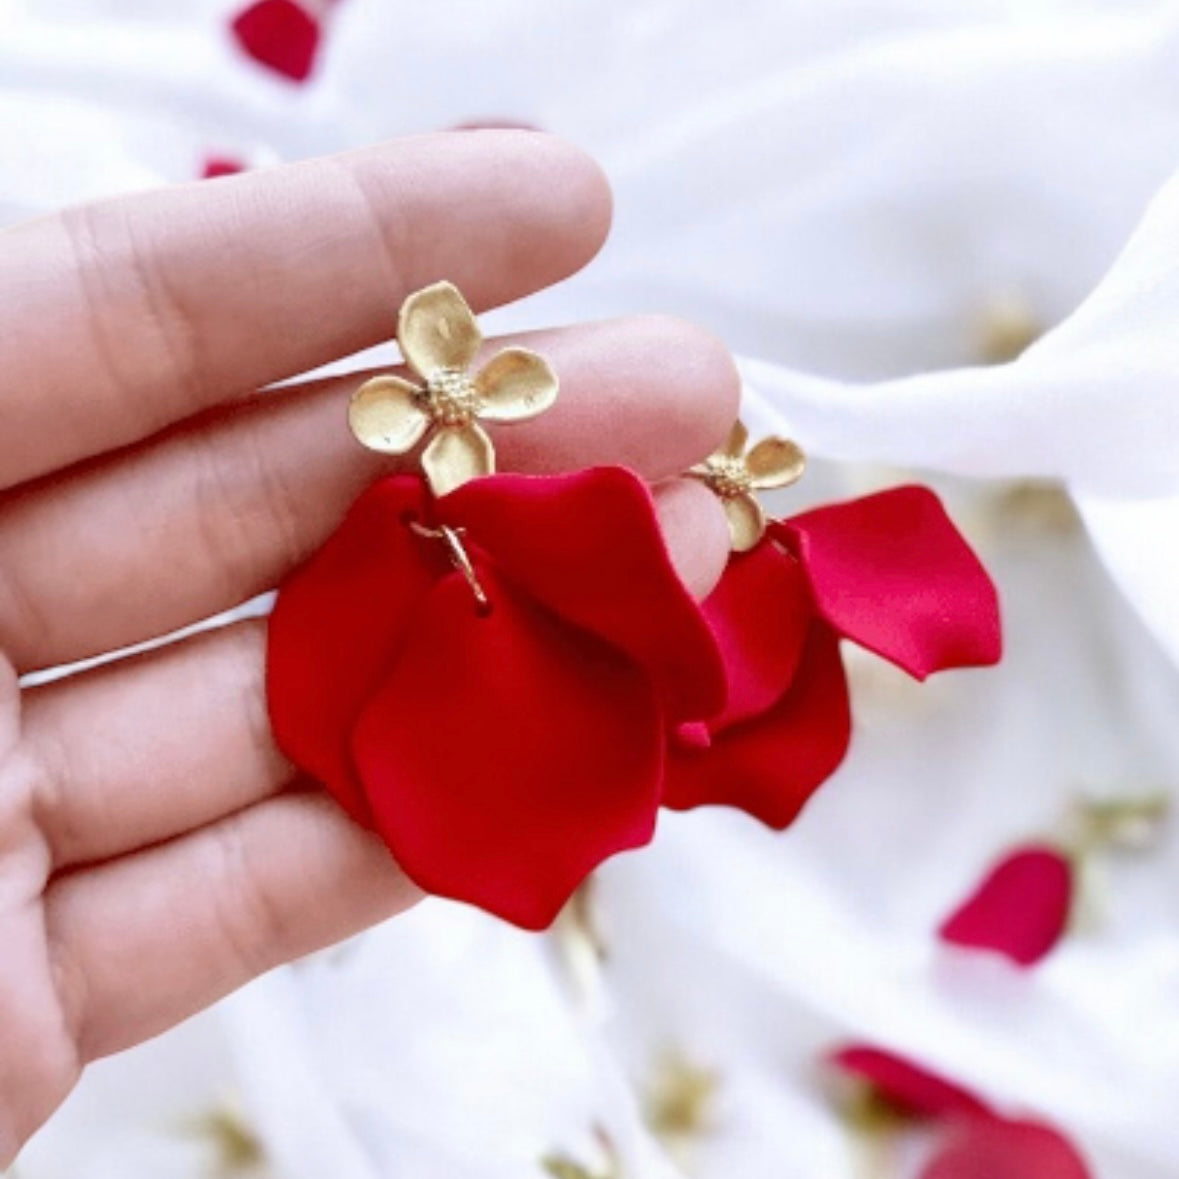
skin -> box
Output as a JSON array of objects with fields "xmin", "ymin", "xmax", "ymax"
[{"xmin": 0, "ymin": 130, "xmax": 737, "ymax": 1164}]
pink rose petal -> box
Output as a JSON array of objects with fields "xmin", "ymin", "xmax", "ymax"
[
  {"xmin": 231, "ymin": 0, "xmax": 321, "ymax": 83},
  {"xmin": 939, "ymin": 845, "xmax": 1074, "ymax": 967},
  {"xmin": 201, "ymin": 156, "xmax": 246, "ymax": 179},
  {"xmin": 921, "ymin": 1118, "xmax": 1092, "ymax": 1179},
  {"xmin": 829, "ymin": 1046, "xmax": 992, "ymax": 1120}
]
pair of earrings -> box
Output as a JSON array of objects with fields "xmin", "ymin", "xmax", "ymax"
[{"xmin": 266, "ymin": 283, "xmax": 1001, "ymax": 929}]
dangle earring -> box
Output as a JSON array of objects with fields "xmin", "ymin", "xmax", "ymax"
[
  {"xmin": 266, "ymin": 283, "xmax": 727, "ymax": 930},
  {"xmin": 667, "ymin": 422, "xmax": 1003, "ymax": 829},
  {"xmin": 265, "ymin": 282, "xmax": 1004, "ymax": 932}
]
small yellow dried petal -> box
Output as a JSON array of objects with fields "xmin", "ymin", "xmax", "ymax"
[
  {"xmin": 422, "ymin": 421, "xmax": 494, "ymax": 497},
  {"xmin": 476, "ymin": 347, "xmax": 559, "ymax": 422},
  {"xmin": 348, "ymin": 376, "xmax": 429, "ymax": 454},
  {"xmin": 723, "ymin": 493, "xmax": 767, "ymax": 552},
  {"xmin": 398, "ymin": 281, "xmax": 482, "ymax": 377},
  {"xmin": 747, "ymin": 436, "xmax": 806, "ymax": 489}
]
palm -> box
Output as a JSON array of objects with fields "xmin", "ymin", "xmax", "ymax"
[{"xmin": 0, "ymin": 132, "xmax": 734, "ymax": 1165}]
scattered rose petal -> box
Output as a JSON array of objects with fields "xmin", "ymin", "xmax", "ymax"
[
  {"xmin": 201, "ymin": 156, "xmax": 246, "ymax": 179},
  {"xmin": 829, "ymin": 1046, "xmax": 992, "ymax": 1121},
  {"xmin": 939, "ymin": 844, "xmax": 1074, "ymax": 966},
  {"xmin": 921, "ymin": 1118, "xmax": 1092, "ymax": 1179},
  {"xmin": 231, "ymin": 0, "xmax": 322, "ymax": 83}
]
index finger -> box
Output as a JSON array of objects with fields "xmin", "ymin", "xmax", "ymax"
[{"xmin": 0, "ymin": 131, "xmax": 611, "ymax": 490}]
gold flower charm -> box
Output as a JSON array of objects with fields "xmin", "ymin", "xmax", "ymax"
[
  {"xmin": 348, "ymin": 282, "xmax": 559, "ymax": 496},
  {"xmin": 689, "ymin": 421, "xmax": 806, "ymax": 552}
]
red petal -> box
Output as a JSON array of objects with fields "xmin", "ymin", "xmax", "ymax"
[
  {"xmin": 267, "ymin": 476, "xmax": 442, "ymax": 821},
  {"xmin": 663, "ymin": 623, "xmax": 851, "ymax": 828},
  {"xmin": 921, "ymin": 1118, "xmax": 1092, "ymax": 1179},
  {"xmin": 702, "ymin": 539, "xmax": 812, "ymax": 729},
  {"xmin": 201, "ymin": 156, "xmax": 246, "ymax": 179},
  {"xmin": 442, "ymin": 468, "xmax": 725, "ymax": 722},
  {"xmin": 351, "ymin": 566, "xmax": 663, "ymax": 930},
  {"xmin": 230, "ymin": 0, "xmax": 321, "ymax": 83},
  {"xmin": 774, "ymin": 486, "xmax": 1001, "ymax": 679},
  {"xmin": 829, "ymin": 1046, "xmax": 992, "ymax": 1120},
  {"xmin": 939, "ymin": 845, "xmax": 1074, "ymax": 967}
]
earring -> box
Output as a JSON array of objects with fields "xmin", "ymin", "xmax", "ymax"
[
  {"xmin": 265, "ymin": 282, "xmax": 1004, "ymax": 931},
  {"xmin": 266, "ymin": 283, "xmax": 726, "ymax": 930},
  {"xmin": 670, "ymin": 423, "xmax": 1002, "ymax": 829}
]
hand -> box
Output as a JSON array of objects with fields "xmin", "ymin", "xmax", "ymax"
[{"xmin": 0, "ymin": 131, "xmax": 736, "ymax": 1162}]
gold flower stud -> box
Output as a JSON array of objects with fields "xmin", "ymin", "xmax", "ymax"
[
  {"xmin": 689, "ymin": 421, "xmax": 806, "ymax": 551},
  {"xmin": 348, "ymin": 282, "xmax": 559, "ymax": 496}
]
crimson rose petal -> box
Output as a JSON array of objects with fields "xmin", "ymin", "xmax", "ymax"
[
  {"xmin": 201, "ymin": 156, "xmax": 246, "ymax": 179},
  {"xmin": 663, "ymin": 623, "xmax": 850, "ymax": 828},
  {"xmin": 266, "ymin": 476, "xmax": 443, "ymax": 821},
  {"xmin": 829, "ymin": 1045, "xmax": 992, "ymax": 1120},
  {"xmin": 442, "ymin": 468, "xmax": 725, "ymax": 722},
  {"xmin": 230, "ymin": 0, "xmax": 321, "ymax": 83},
  {"xmin": 351, "ymin": 567, "xmax": 664, "ymax": 930},
  {"xmin": 939, "ymin": 844, "xmax": 1074, "ymax": 966},
  {"xmin": 702, "ymin": 538, "xmax": 811, "ymax": 729},
  {"xmin": 774, "ymin": 486, "xmax": 1001, "ymax": 679},
  {"xmin": 921, "ymin": 1118, "xmax": 1093, "ymax": 1179}
]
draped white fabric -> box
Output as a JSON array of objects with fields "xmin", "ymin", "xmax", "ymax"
[{"xmin": 7, "ymin": 2, "xmax": 1179, "ymax": 1176}]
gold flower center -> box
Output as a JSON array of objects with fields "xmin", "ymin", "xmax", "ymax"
[
  {"xmin": 702, "ymin": 455, "xmax": 752, "ymax": 499},
  {"xmin": 424, "ymin": 368, "xmax": 482, "ymax": 427}
]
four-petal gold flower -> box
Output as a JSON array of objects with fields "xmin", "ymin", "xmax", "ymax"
[
  {"xmin": 689, "ymin": 421, "xmax": 806, "ymax": 551},
  {"xmin": 348, "ymin": 282, "xmax": 559, "ymax": 496}
]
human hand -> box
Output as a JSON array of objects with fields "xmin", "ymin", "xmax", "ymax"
[{"xmin": 0, "ymin": 131, "xmax": 737, "ymax": 1162}]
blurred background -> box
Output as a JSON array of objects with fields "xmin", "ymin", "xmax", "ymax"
[{"xmin": 4, "ymin": 1, "xmax": 1179, "ymax": 1176}]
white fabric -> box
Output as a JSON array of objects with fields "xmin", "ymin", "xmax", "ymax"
[{"xmin": 6, "ymin": 2, "xmax": 1179, "ymax": 1177}]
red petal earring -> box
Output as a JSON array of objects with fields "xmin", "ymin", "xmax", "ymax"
[
  {"xmin": 266, "ymin": 283, "xmax": 725, "ymax": 929},
  {"xmin": 266, "ymin": 283, "xmax": 1004, "ymax": 931},
  {"xmin": 669, "ymin": 422, "xmax": 1003, "ymax": 829}
]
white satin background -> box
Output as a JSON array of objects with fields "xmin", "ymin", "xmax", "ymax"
[{"xmin": 5, "ymin": 2, "xmax": 1179, "ymax": 1176}]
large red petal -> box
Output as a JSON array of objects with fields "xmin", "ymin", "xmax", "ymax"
[
  {"xmin": 703, "ymin": 539, "xmax": 812, "ymax": 729},
  {"xmin": 939, "ymin": 845, "xmax": 1074, "ymax": 967},
  {"xmin": 663, "ymin": 623, "xmax": 851, "ymax": 828},
  {"xmin": 829, "ymin": 1045, "xmax": 992, "ymax": 1120},
  {"xmin": 921, "ymin": 1118, "xmax": 1092, "ymax": 1179},
  {"xmin": 351, "ymin": 566, "xmax": 663, "ymax": 930},
  {"xmin": 774, "ymin": 486, "xmax": 1001, "ymax": 679},
  {"xmin": 441, "ymin": 468, "xmax": 725, "ymax": 722},
  {"xmin": 267, "ymin": 476, "xmax": 442, "ymax": 821},
  {"xmin": 230, "ymin": 0, "xmax": 321, "ymax": 83}
]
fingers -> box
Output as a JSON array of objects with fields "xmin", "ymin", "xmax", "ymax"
[
  {"xmin": 25, "ymin": 482, "xmax": 727, "ymax": 871},
  {"xmin": 0, "ymin": 317, "xmax": 739, "ymax": 673},
  {"xmin": 24, "ymin": 621, "xmax": 288, "ymax": 870},
  {"xmin": 38, "ymin": 487, "xmax": 728, "ymax": 1060},
  {"xmin": 45, "ymin": 792, "xmax": 421, "ymax": 1061},
  {"xmin": 0, "ymin": 132, "xmax": 610, "ymax": 490}
]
